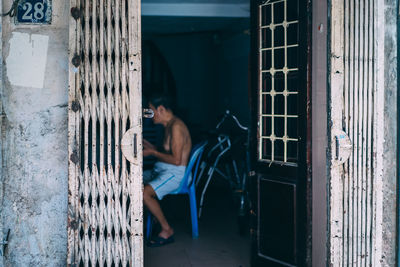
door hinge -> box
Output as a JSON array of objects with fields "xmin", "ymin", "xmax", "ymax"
[
  {"xmin": 71, "ymin": 100, "xmax": 80, "ymax": 112},
  {"xmin": 70, "ymin": 150, "xmax": 79, "ymax": 164},
  {"xmin": 71, "ymin": 54, "xmax": 81, "ymax": 67},
  {"xmin": 70, "ymin": 7, "xmax": 82, "ymax": 20}
]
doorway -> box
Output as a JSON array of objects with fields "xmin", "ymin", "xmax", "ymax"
[
  {"xmin": 141, "ymin": 7, "xmax": 252, "ymax": 267},
  {"xmin": 66, "ymin": 0, "xmax": 312, "ymax": 265},
  {"xmin": 141, "ymin": 0, "xmax": 311, "ymax": 266}
]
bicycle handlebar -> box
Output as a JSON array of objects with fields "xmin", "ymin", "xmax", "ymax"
[{"xmin": 216, "ymin": 110, "xmax": 248, "ymax": 131}]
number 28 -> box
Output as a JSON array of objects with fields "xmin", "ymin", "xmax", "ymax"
[{"xmin": 22, "ymin": 1, "xmax": 45, "ymax": 20}]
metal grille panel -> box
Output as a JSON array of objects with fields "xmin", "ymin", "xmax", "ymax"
[
  {"xmin": 329, "ymin": 0, "xmax": 381, "ymax": 265},
  {"xmin": 342, "ymin": 0, "xmax": 374, "ymax": 265},
  {"xmin": 67, "ymin": 0, "xmax": 143, "ymax": 266},
  {"xmin": 258, "ymin": 0, "xmax": 299, "ymax": 165}
]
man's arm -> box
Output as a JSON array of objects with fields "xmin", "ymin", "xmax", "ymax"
[{"xmin": 143, "ymin": 123, "xmax": 185, "ymax": 166}]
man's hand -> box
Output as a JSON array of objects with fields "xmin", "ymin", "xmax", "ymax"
[
  {"xmin": 143, "ymin": 139, "xmax": 156, "ymax": 157},
  {"xmin": 143, "ymin": 147, "xmax": 155, "ymax": 157},
  {"xmin": 143, "ymin": 139, "xmax": 156, "ymax": 150}
]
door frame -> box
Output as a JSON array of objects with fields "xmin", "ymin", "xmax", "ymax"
[{"xmin": 311, "ymin": 0, "xmax": 328, "ymax": 266}]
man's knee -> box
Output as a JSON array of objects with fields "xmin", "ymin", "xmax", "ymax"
[{"xmin": 144, "ymin": 185, "xmax": 156, "ymax": 201}]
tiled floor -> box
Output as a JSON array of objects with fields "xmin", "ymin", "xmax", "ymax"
[{"xmin": 144, "ymin": 184, "xmax": 251, "ymax": 267}]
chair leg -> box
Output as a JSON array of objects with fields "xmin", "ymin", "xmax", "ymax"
[
  {"xmin": 146, "ymin": 212, "xmax": 152, "ymax": 240},
  {"xmin": 189, "ymin": 187, "xmax": 199, "ymax": 239}
]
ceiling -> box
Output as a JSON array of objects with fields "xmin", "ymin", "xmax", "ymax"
[{"xmin": 141, "ymin": 0, "xmax": 250, "ymax": 35}]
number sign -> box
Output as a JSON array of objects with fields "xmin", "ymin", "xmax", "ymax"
[{"xmin": 16, "ymin": 0, "xmax": 52, "ymax": 24}]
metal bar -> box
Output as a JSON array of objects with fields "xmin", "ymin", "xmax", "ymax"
[
  {"xmin": 329, "ymin": 0, "xmax": 345, "ymax": 264},
  {"xmin": 260, "ymin": 114, "xmax": 298, "ymax": 118},
  {"xmin": 91, "ymin": 0, "xmax": 98, "ymax": 264},
  {"xmin": 372, "ymin": 0, "xmax": 385, "ymax": 263},
  {"xmin": 260, "ymin": 20, "xmax": 298, "ymax": 29},
  {"xmin": 261, "ymin": 68, "xmax": 298, "ymax": 73},
  {"xmin": 261, "ymin": 91, "xmax": 299, "ymax": 95},
  {"xmin": 67, "ymin": 0, "xmax": 78, "ymax": 264},
  {"xmin": 98, "ymin": 0, "xmax": 105, "ymax": 265},
  {"xmin": 348, "ymin": 0, "xmax": 355, "ymax": 264},
  {"xmin": 283, "ymin": 0, "xmax": 287, "ymax": 162},
  {"xmin": 270, "ymin": 2, "xmax": 275, "ymax": 162},
  {"xmin": 260, "ymin": 0, "xmax": 285, "ymax": 6},
  {"xmin": 260, "ymin": 44, "xmax": 298, "ymax": 51},
  {"xmin": 113, "ymin": 0, "xmax": 122, "ymax": 264},
  {"xmin": 83, "ymin": 0, "xmax": 90, "ymax": 265},
  {"xmin": 260, "ymin": 136, "xmax": 298, "ymax": 141},
  {"xmin": 121, "ymin": 0, "xmax": 130, "ymax": 262},
  {"xmin": 128, "ymin": 0, "xmax": 143, "ymax": 265},
  {"xmin": 359, "ymin": 0, "xmax": 367, "ymax": 264},
  {"xmin": 353, "ymin": 0, "xmax": 362, "ymax": 263},
  {"xmin": 365, "ymin": 1, "xmax": 373, "ymax": 263},
  {"xmin": 106, "ymin": 0, "xmax": 112, "ymax": 264},
  {"xmin": 342, "ymin": 0, "xmax": 350, "ymax": 263}
]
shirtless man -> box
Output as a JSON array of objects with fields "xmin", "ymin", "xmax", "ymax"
[{"xmin": 143, "ymin": 94, "xmax": 192, "ymax": 247}]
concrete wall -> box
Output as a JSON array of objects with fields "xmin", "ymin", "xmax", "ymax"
[
  {"xmin": 381, "ymin": 0, "xmax": 397, "ymax": 265},
  {"xmin": 1, "ymin": 1, "xmax": 69, "ymax": 266}
]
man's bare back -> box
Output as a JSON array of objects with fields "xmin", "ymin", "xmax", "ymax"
[{"xmin": 162, "ymin": 117, "xmax": 191, "ymax": 166}]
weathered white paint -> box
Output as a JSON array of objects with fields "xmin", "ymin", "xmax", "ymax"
[
  {"xmin": 372, "ymin": 0, "xmax": 385, "ymax": 265},
  {"xmin": 67, "ymin": 0, "xmax": 143, "ymax": 265},
  {"xmin": 328, "ymin": 0, "xmax": 385, "ymax": 266},
  {"xmin": 1, "ymin": 0, "xmax": 70, "ymax": 265},
  {"xmin": 6, "ymin": 32, "xmax": 49, "ymax": 88},
  {"xmin": 381, "ymin": 0, "xmax": 398, "ymax": 265},
  {"xmin": 328, "ymin": 1, "xmax": 345, "ymax": 265}
]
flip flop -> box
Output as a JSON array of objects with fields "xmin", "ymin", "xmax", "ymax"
[{"xmin": 147, "ymin": 235, "xmax": 175, "ymax": 248}]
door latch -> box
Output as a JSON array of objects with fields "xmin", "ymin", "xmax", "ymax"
[
  {"xmin": 133, "ymin": 133, "xmax": 137, "ymax": 158},
  {"xmin": 121, "ymin": 128, "xmax": 140, "ymax": 164},
  {"xmin": 333, "ymin": 129, "xmax": 352, "ymax": 164}
]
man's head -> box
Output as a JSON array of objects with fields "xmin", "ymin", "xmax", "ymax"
[{"xmin": 147, "ymin": 93, "xmax": 175, "ymax": 125}]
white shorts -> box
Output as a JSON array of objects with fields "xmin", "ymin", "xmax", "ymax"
[{"xmin": 143, "ymin": 162, "xmax": 187, "ymax": 200}]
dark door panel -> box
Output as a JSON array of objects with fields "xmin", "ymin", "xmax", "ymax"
[
  {"xmin": 258, "ymin": 177, "xmax": 296, "ymax": 265},
  {"xmin": 250, "ymin": 0, "xmax": 311, "ymax": 266}
]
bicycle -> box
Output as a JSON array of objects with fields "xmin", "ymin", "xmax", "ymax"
[{"xmin": 196, "ymin": 110, "xmax": 251, "ymax": 235}]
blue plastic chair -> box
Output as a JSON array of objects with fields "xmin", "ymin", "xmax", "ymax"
[{"xmin": 145, "ymin": 141, "xmax": 208, "ymax": 239}]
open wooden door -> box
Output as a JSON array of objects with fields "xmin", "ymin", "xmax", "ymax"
[
  {"xmin": 67, "ymin": 0, "xmax": 143, "ymax": 266},
  {"xmin": 250, "ymin": 0, "xmax": 311, "ymax": 266}
]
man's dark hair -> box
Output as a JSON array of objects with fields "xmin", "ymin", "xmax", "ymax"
[{"xmin": 148, "ymin": 93, "xmax": 175, "ymax": 112}]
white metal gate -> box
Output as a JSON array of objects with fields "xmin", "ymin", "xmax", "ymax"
[
  {"xmin": 329, "ymin": 0, "xmax": 384, "ymax": 266},
  {"xmin": 67, "ymin": 0, "xmax": 143, "ymax": 266}
]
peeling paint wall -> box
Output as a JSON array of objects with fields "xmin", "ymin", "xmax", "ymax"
[
  {"xmin": 381, "ymin": 0, "xmax": 397, "ymax": 265},
  {"xmin": 1, "ymin": 1, "xmax": 69, "ymax": 266}
]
